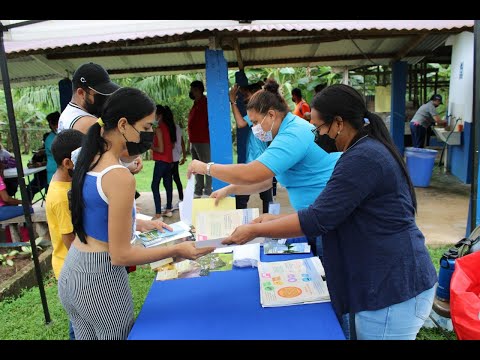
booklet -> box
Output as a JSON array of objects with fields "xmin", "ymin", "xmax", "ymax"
[
  {"xmin": 137, "ymin": 221, "xmax": 193, "ymax": 248},
  {"xmin": 263, "ymin": 242, "xmax": 311, "ymax": 255},
  {"xmin": 194, "ymin": 208, "xmax": 265, "ymax": 248},
  {"xmin": 258, "ymin": 257, "xmax": 330, "ymax": 307}
]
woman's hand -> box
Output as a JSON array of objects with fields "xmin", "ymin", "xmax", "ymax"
[
  {"xmin": 221, "ymin": 224, "xmax": 257, "ymax": 246},
  {"xmin": 229, "ymin": 84, "xmax": 239, "ymax": 103},
  {"xmin": 136, "ymin": 219, "xmax": 173, "ymax": 233},
  {"xmin": 210, "ymin": 187, "xmax": 230, "ymax": 206},
  {"xmin": 174, "ymin": 241, "xmax": 215, "ymax": 260},
  {"xmin": 129, "ymin": 156, "xmax": 143, "ymax": 174},
  {"xmin": 187, "ymin": 159, "xmax": 207, "ymax": 179}
]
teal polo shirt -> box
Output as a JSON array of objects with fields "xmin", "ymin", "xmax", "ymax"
[{"xmin": 255, "ymin": 112, "xmax": 341, "ymax": 211}]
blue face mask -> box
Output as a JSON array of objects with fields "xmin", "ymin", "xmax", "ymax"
[{"xmin": 252, "ymin": 114, "xmax": 274, "ymax": 142}]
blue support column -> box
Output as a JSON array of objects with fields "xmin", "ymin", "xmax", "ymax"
[
  {"xmin": 205, "ymin": 49, "xmax": 232, "ymax": 191},
  {"xmin": 390, "ymin": 61, "xmax": 408, "ymax": 155}
]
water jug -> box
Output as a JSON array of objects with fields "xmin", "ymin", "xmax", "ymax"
[{"xmin": 436, "ymin": 258, "xmax": 455, "ymax": 301}]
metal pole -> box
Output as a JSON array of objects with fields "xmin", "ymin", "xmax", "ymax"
[
  {"xmin": 471, "ymin": 20, "xmax": 480, "ymax": 232},
  {"xmin": 0, "ymin": 23, "xmax": 50, "ymax": 323}
]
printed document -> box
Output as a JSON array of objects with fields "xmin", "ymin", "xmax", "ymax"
[
  {"xmin": 194, "ymin": 208, "xmax": 265, "ymax": 248},
  {"xmin": 258, "ymin": 257, "xmax": 330, "ymax": 307}
]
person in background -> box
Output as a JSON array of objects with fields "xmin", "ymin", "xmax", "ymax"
[
  {"xmin": 151, "ymin": 105, "xmax": 175, "ymax": 220},
  {"xmin": 170, "ymin": 107, "xmax": 187, "ymax": 210},
  {"xmin": 45, "ymin": 128, "xmax": 84, "ymax": 340},
  {"xmin": 59, "ymin": 87, "xmax": 214, "ymax": 340},
  {"xmin": 188, "ymin": 79, "xmax": 341, "ymax": 258},
  {"xmin": 0, "ymin": 143, "xmax": 18, "ymax": 196},
  {"xmin": 187, "ymin": 80, "xmax": 211, "ymax": 198},
  {"xmin": 0, "ymin": 162, "xmax": 27, "ymax": 221},
  {"xmin": 45, "ymin": 111, "xmax": 60, "ymax": 185},
  {"xmin": 409, "ymin": 94, "xmax": 447, "ymax": 148},
  {"xmin": 291, "ymin": 87, "xmax": 311, "ymax": 120},
  {"xmin": 222, "ymin": 84, "xmax": 437, "ymax": 340},
  {"xmin": 229, "ymin": 82, "xmax": 273, "ymax": 214}
]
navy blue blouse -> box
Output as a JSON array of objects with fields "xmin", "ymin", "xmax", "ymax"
[{"xmin": 298, "ymin": 137, "xmax": 437, "ymax": 317}]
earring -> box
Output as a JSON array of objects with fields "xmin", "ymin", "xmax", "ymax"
[{"xmin": 337, "ymin": 131, "xmax": 341, "ymax": 135}]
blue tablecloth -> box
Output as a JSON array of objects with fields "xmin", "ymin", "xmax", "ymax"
[{"xmin": 128, "ymin": 238, "xmax": 345, "ymax": 340}]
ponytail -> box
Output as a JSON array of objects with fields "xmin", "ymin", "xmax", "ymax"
[
  {"xmin": 70, "ymin": 122, "xmax": 108, "ymax": 243},
  {"xmin": 164, "ymin": 106, "xmax": 177, "ymax": 144}
]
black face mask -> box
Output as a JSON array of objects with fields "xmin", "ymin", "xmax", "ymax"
[
  {"xmin": 123, "ymin": 124, "xmax": 154, "ymax": 156},
  {"xmin": 315, "ymin": 133, "xmax": 338, "ymax": 153},
  {"xmin": 84, "ymin": 93, "xmax": 107, "ymax": 117},
  {"xmin": 189, "ymin": 91, "xmax": 195, "ymax": 100}
]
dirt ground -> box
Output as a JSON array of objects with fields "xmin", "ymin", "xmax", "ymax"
[{"xmin": 136, "ymin": 165, "xmax": 470, "ymax": 247}]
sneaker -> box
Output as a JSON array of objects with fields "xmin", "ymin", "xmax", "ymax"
[
  {"xmin": 172, "ymin": 201, "xmax": 181, "ymax": 210},
  {"xmin": 151, "ymin": 215, "xmax": 164, "ymax": 222},
  {"xmin": 162, "ymin": 209, "xmax": 173, "ymax": 218},
  {"xmin": 194, "ymin": 194, "xmax": 202, "ymax": 199}
]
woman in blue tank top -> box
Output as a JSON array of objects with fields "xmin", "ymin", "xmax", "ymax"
[{"xmin": 58, "ymin": 87, "xmax": 214, "ymax": 340}]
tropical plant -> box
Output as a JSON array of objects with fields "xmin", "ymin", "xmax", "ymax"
[{"xmin": 0, "ymin": 250, "xmax": 19, "ymax": 267}]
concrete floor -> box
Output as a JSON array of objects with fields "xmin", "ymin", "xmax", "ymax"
[{"xmin": 137, "ymin": 167, "xmax": 470, "ymax": 246}]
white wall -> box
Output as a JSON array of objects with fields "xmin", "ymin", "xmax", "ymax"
[{"xmin": 448, "ymin": 31, "xmax": 474, "ymax": 124}]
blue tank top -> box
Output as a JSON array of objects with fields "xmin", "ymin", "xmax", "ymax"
[{"xmin": 83, "ymin": 164, "xmax": 136, "ymax": 242}]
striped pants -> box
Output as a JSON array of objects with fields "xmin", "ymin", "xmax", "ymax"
[{"xmin": 58, "ymin": 245, "xmax": 134, "ymax": 340}]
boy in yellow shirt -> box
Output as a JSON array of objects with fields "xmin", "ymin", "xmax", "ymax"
[{"xmin": 45, "ymin": 129, "xmax": 84, "ymax": 340}]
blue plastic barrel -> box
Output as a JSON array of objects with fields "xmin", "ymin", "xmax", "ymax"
[
  {"xmin": 436, "ymin": 258, "xmax": 455, "ymax": 301},
  {"xmin": 405, "ymin": 147, "xmax": 438, "ymax": 187}
]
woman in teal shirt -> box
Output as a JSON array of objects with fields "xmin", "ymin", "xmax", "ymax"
[{"xmin": 187, "ymin": 79, "xmax": 341, "ymax": 254}]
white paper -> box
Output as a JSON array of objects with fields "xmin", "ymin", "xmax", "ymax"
[
  {"xmin": 233, "ymin": 243, "xmax": 260, "ymax": 268},
  {"xmin": 179, "ymin": 176, "xmax": 195, "ymax": 226},
  {"xmin": 195, "ymin": 236, "xmax": 265, "ymax": 249}
]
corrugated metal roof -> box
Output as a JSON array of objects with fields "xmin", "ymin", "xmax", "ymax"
[
  {"xmin": 4, "ymin": 20, "xmax": 473, "ymax": 54},
  {"xmin": 0, "ymin": 20, "xmax": 474, "ymax": 87}
]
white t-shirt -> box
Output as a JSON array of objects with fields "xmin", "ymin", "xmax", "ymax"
[
  {"xmin": 58, "ymin": 102, "xmax": 96, "ymax": 133},
  {"xmin": 172, "ymin": 124, "xmax": 184, "ymax": 162}
]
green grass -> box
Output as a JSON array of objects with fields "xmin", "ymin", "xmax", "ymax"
[{"xmin": 0, "ymin": 245, "xmax": 458, "ymax": 340}]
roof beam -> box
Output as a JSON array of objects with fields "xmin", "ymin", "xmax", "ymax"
[
  {"xmin": 105, "ymin": 50, "xmax": 436, "ymax": 75},
  {"xmin": 391, "ymin": 34, "xmax": 429, "ymax": 62},
  {"xmin": 44, "ymin": 34, "xmax": 410, "ymax": 60}
]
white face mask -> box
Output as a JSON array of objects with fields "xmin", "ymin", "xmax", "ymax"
[{"xmin": 252, "ymin": 114, "xmax": 274, "ymax": 142}]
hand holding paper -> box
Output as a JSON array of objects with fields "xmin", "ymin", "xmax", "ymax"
[{"xmin": 221, "ymin": 223, "xmax": 257, "ymax": 246}]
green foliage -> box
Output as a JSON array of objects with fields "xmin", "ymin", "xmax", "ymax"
[{"xmin": 0, "ymin": 250, "xmax": 19, "ymax": 267}]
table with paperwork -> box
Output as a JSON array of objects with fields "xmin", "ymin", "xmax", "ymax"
[{"xmin": 128, "ymin": 239, "xmax": 345, "ymax": 340}]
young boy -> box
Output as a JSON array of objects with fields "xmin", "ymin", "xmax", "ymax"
[{"xmin": 45, "ymin": 129, "xmax": 84, "ymax": 340}]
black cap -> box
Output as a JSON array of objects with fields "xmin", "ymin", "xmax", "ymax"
[
  {"xmin": 72, "ymin": 62, "xmax": 120, "ymax": 95},
  {"xmin": 431, "ymin": 94, "xmax": 443, "ymax": 104}
]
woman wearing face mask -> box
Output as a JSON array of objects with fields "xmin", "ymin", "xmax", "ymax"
[
  {"xmin": 60, "ymin": 88, "xmax": 214, "ymax": 340},
  {"xmin": 187, "ymin": 79, "xmax": 341, "ymax": 257},
  {"xmin": 222, "ymin": 84, "xmax": 437, "ymax": 340}
]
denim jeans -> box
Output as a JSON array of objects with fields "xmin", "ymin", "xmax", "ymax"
[
  {"xmin": 341, "ymin": 286, "xmax": 435, "ymax": 340},
  {"xmin": 69, "ymin": 320, "xmax": 75, "ymax": 340},
  {"xmin": 151, "ymin": 160, "xmax": 173, "ymax": 214}
]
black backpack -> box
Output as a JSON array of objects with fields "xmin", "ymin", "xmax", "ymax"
[{"xmin": 442, "ymin": 235, "xmax": 480, "ymax": 261}]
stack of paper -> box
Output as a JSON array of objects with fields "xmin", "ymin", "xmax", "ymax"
[
  {"xmin": 263, "ymin": 242, "xmax": 311, "ymax": 255},
  {"xmin": 194, "ymin": 208, "xmax": 265, "ymax": 248},
  {"xmin": 258, "ymin": 257, "xmax": 330, "ymax": 307}
]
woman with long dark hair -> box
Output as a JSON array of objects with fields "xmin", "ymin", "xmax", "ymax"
[
  {"xmin": 59, "ymin": 88, "xmax": 213, "ymax": 340},
  {"xmin": 222, "ymin": 84, "xmax": 437, "ymax": 340}
]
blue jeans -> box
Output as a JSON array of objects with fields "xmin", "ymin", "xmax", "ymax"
[
  {"xmin": 341, "ymin": 286, "xmax": 435, "ymax": 340},
  {"xmin": 151, "ymin": 160, "xmax": 173, "ymax": 214},
  {"xmin": 0, "ymin": 205, "xmax": 33, "ymax": 221},
  {"xmin": 69, "ymin": 320, "xmax": 75, "ymax": 340},
  {"xmin": 410, "ymin": 123, "xmax": 427, "ymax": 148}
]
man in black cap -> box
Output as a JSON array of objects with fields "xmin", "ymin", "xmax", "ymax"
[
  {"xmin": 59, "ymin": 62, "xmax": 142, "ymax": 174},
  {"xmin": 409, "ymin": 94, "xmax": 447, "ymax": 148},
  {"xmin": 58, "ymin": 62, "xmax": 120, "ymax": 134}
]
